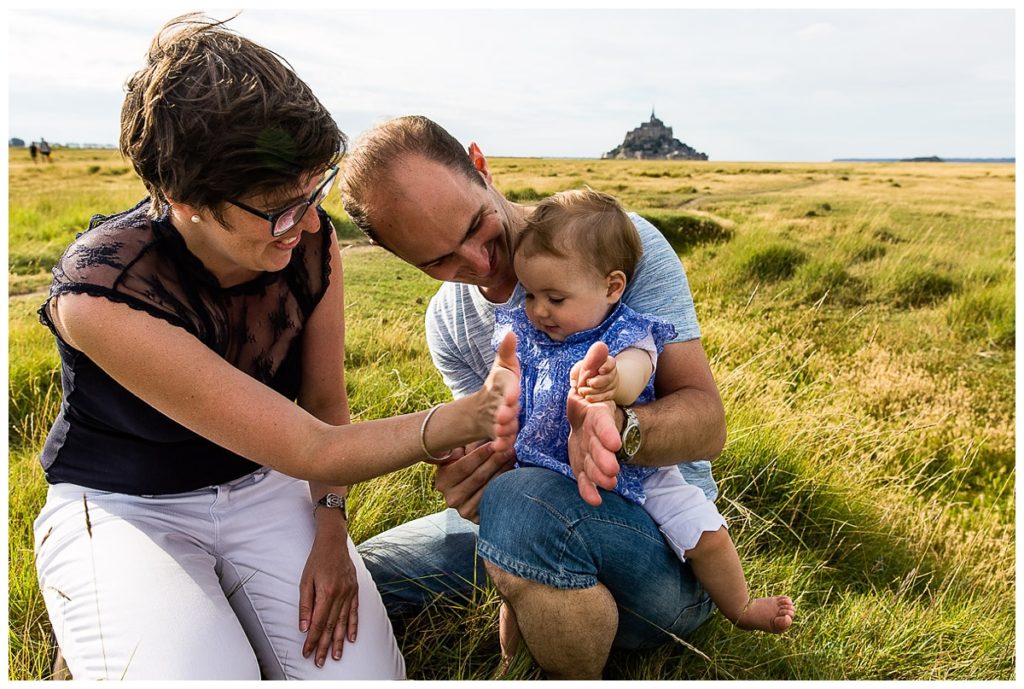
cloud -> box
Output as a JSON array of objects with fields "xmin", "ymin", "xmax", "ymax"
[
  {"xmin": 972, "ymin": 62, "xmax": 1014, "ymax": 83},
  {"xmin": 798, "ymin": 22, "xmax": 836, "ymax": 39},
  {"xmin": 7, "ymin": 8, "xmax": 1014, "ymax": 160}
]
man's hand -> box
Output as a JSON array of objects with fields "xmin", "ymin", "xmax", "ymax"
[
  {"xmin": 567, "ymin": 342, "xmax": 621, "ymax": 507},
  {"xmin": 299, "ymin": 518, "xmax": 358, "ymax": 667},
  {"xmin": 434, "ymin": 440, "xmax": 517, "ymax": 523}
]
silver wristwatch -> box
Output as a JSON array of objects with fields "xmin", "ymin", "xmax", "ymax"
[
  {"xmin": 616, "ymin": 406, "xmax": 642, "ymax": 464},
  {"xmin": 314, "ymin": 492, "xmax": 347, "ymax": 519}
]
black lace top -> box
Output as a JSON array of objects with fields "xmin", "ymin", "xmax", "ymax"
[{"xmin": 37, "ymin": 198, "xmax": 333, "ymax": 494}]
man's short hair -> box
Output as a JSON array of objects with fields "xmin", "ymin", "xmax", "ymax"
[{"xmin": 339, "ymin": 115, "xmax": 485, "ymax": 245}]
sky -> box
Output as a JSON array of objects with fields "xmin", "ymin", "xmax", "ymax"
[{"xmin": 5, "ymin": 4, "xmax": 1018, "ymax": 162}]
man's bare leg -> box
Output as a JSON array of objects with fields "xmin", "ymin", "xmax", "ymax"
[{"xmin": 486, "ymin": 561, "xmax": 616, "ymax": 680}]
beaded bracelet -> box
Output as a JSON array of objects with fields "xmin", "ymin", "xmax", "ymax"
[{"xmin": 420, "ymin": 403, "xmax": 454, "ymax": 465}]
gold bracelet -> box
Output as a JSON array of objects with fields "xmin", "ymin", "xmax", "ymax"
[{"xmin": 420, "ymin": 403, "xmax": 454, "ymax": 465}]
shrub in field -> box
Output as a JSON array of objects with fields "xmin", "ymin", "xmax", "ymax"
[
  {"xmin": 639, "ymin": 211, "xmax": 732, "ymax": 253},
  {"xmin": 503, "ymin": 187, "xmax": 546, "ymax": 202},
  {"xmin": 739, "ymin": 244, "xmax": 808, "ymax": 282},
  {"xmin": 795, "ymin": 260, "xmax": 859, "ymax": 305},
  {"xmin": 849, "ymin": 242, "xmax": 887, "ymax": 264},
  {"xmin": 947, "ymin": 282, "xmax": 1014, "ymax": 349},
  {"xmin": 888, "ymin": 268, "xmax": 958, "ymax": 308},
  {"xmin": 873, "ymin": 228, "xmax": 904, "ymax": 244}
]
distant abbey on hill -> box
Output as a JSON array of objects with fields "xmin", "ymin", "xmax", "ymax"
[{"xmin": 603, "ymin": 111, "xmax": 708, "ymax": 161}]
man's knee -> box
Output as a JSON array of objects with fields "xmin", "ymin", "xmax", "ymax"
[
  {"xmin": 481, "ymin": 558, "xmax": 618, "ymax": 680},
  {"xmin": 479, "ymin": 469, "xmax": 602, "ymax": 590},
  {"xmin": 484, "ymin": 558, "xmax": 529, "ymax": 601}
]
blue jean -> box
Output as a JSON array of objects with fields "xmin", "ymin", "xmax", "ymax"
[{"xmin": 358, "ymin": 461, "xmax": 717, "ymax": 649}]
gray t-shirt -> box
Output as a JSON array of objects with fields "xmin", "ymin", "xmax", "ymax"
[{"xmin": 425, "ymin": 212, "xmax": 716, "ymax": 498}]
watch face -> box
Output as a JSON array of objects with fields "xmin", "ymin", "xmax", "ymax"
[{"xmin": 623, "ymin": 425, "xmax": 642, "ymax": 456}]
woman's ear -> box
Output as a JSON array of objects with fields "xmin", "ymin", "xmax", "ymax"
[
  {"xmin": 166, "ymin": 197, "xmax": 195, "ymax": 221},
  {"xmin": 468, "ymin": 142, "xmax": 494, "ymax": 184},
  {"xmin": 606, "ymin": 270, "xmax": 627, "ymax": 302}
]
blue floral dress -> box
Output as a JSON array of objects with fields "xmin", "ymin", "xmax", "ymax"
[{"xmin": 493, "ymin": 302, "xmax": 676, "ymax": 504}]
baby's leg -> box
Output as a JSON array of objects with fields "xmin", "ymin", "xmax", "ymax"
[
  {"xmin": 643, "ymin": 467, "xmax": 794, "ymax": 633},
  {"xmin": 685, "ymin": 528, "xmax": 794, "ymax": 633}
]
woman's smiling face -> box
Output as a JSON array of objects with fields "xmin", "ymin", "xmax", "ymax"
[{"xmin": 178, "ymin": 168, "xmax": 330, "ymax": 287}]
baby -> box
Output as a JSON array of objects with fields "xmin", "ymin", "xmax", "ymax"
[{"xmin": 493, "ymin": 188, "xmax": 794, "ymax": 634}]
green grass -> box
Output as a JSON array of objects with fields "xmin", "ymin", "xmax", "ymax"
[
  {"xmin": 737, "ymin": 243, "xmax": 808, "ymax": 282},
  {"xmin": 8, "ymin": 148, "xmax": 1015, "ymax": 680}
]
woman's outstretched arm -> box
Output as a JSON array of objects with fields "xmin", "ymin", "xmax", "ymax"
[{"xmin": 47, "ymin": 292, "xmax": 519, "ymax": 487}]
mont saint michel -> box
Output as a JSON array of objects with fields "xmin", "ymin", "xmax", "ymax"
[{"xmin": 603, "ymin": 111, "xmax": 708, "ymax": 161}]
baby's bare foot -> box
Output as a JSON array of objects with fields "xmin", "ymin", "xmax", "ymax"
[{"xmin": 735, "ymin": 596, "xmax": 795, "ymax": 633}]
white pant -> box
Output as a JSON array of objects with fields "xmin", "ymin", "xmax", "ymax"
[
  {"xmin": 643, "ymin": 466, "xmax": 728, "ymax": 562},
  {"xmin": 34, "ymin": 468, "xmax": 405, "ymax": 680}
]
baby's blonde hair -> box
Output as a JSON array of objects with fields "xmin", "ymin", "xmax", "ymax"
[{"xmin": 515, "ymin": 188, "xmax": 643, "ymax": 281}]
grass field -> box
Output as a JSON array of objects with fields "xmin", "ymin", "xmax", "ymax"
[{"xmin": 7, "ymin": 147, "xmax": 1015, "ymax": 680}]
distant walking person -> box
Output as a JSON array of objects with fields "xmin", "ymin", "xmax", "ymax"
[
  {"xmin": 38, "ymin": 138, "xmax": 52, "ymax": 162},
  {"xmin": 29, "ymin": 141, "xmax": 38, "ymax": 163}
]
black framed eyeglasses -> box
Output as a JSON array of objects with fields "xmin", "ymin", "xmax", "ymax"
[{"xmin": 227, "ymin": 164, "xmax": 339, "ymax": 238}]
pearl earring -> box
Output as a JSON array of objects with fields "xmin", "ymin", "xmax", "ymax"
[{"xmin": 190, "ymin": 214, "xmax": 201, "ymax": 224}]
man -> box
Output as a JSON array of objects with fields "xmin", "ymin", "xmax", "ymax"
[{"xmin": 344, "ymin": 116, "xmax": 726, "ymax": 679}]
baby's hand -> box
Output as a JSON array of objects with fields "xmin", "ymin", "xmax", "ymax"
[{"xmin": 575, "ymin": 351, "xmax": 620, "ymax": 403}]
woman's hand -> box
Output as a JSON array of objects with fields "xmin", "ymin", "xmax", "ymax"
[{"xmin": 299, "ymin": 514, "xmax": 358, "ymax": 667}]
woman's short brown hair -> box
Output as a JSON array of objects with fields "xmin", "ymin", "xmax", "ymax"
[
  {"xmin": 515, "ymin": 188, "xmax": 643, "ymax": 282},
  {"xmin": 120, "ymin": 13, "xmax": 344, "ymax": 221}
]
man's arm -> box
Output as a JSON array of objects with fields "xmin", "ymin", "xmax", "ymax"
[
  {"xmin": 628, "ymin": 339, "xmax": 726, "ymax": 466},
  {"xmin": 615, "ymin": 215, "xmax": 726, "ymax": 465}
]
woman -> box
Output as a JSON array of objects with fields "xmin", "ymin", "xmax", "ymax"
[{"xmin": 32, "ymin": 15, "xmax": 518, "ymax": 680}]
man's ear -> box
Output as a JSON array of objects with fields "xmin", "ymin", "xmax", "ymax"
[
  {"xmin": 606, "ymin": 270, "xmax": 627, "ymax": 302},
  {"xmin": 468, "ymin": 142, "xmax": 494, "ymax": 184}
]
